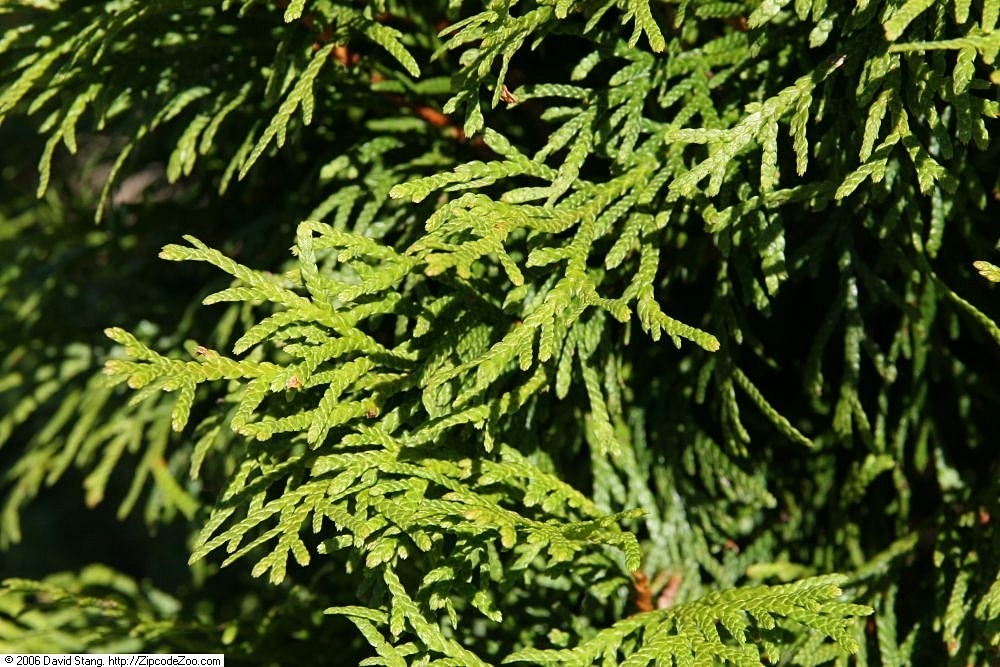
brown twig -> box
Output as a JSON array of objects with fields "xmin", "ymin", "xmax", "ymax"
[
  {"xmin": 632, "ymin": 570, "xmax": 684, "ymax": 615},
  {"xmin": 632, "ymin": 571, "xmax": 655, "ymax": 613}
]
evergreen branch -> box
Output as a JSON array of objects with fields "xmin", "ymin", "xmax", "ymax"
[
  {"xmin": 239, "ymin": 45, "xmax": 330, "ymax": 179},
  {"xmin": 4, "ymin": 0, "xmax": 999, "ymax": 661},
  {"xmin": 505, "ymin": 576, "xmax": 872, "ymax": 664},
  {"xmin": 884, "ymin": 0, "xmax": 939, "ymax": 41}
]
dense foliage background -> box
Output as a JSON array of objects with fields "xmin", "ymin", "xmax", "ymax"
[{"xmin": 1, "ymin": 0, "xmax": 998, "ymax": 664}]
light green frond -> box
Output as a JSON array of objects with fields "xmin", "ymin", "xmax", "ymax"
[
  {"xmin": 282, "ymin": 0, "xmax": 306, "ymax": 22},
  {"xmin": 366, "ymin": 22, "xmax": 421, "ymax": 78},
  {"xmin": 506, "ymin": 576, "xmax": 871, "ymax": 664},
  {"xmin": 617, "ymin": 0, "xmax": 667, "ymax": 52},
  {"xmin": 975, "ymin": 570, "xmax": 1000, "ymax": 631}
]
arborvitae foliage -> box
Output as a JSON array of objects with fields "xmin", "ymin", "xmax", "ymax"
[{"xmin": 1, "ymin": 0, "xmax": 998, "ymax": 663}]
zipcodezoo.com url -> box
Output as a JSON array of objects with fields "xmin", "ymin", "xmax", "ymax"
[
  {"xmin": 114, "ymin": 657, "xmax": 222, "ymax": 667},
  {"xmin": 2, "ymin": 655, "xmax": 224, "ymax": 667}
]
